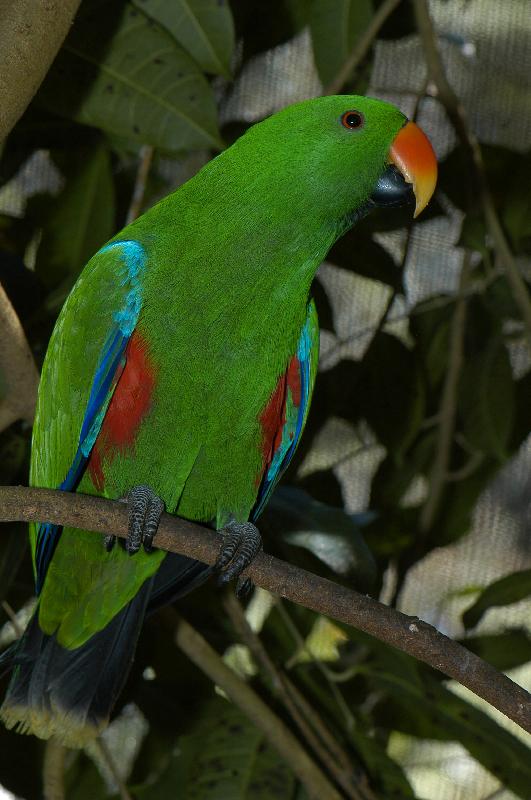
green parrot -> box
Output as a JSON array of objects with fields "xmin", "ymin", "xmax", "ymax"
[{"xmin": 1, "ymin": 95, "xmax": 436, "ymax": 746}]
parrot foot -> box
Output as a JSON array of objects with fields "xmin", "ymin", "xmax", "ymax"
[
  {"xmin": 126, "ymin": 485, "xmax": 165, "ymax": 554},
  {"xmin": 215, "ymin": 521, "xmax": 262, "ymax": 594},
  {"xmin": 104, "ymin": 485, "xmax": 165, "ymax": 554}
]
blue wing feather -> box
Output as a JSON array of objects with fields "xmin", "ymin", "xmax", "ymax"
[{"xmin": 34, "ymin": 240, "xmax": 147, "ymax": 593}]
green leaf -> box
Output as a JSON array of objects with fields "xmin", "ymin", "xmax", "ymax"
[
  {"xmin": 459, "ymin": 338, "xmax": 514, "ymax": 460},
  {"xmin": 265, "ymin": 486, "xmax": 377, "ymax": 590},
  {"xmin": 33, "ymin": 140, "xmax": 115, "ymax": 294},
  {"xmin": 309, "ymin": 0, "xmax": 373, "ymax": 86},
  {"xmin": 134, "ymin": 698, "xmax": 295, "ymax": 799},
  {"xmin": 353, "ymin": 637, "xmax": 531, "ymax": 799},
  {"xmin": 37, "ymin": 1, "xmax": 221, "ymax": 153},
  {"xmin": 458, "ymin": 629, "xmax": 531, "ymax": 671},
  {"xmin": 327, "ymin": 229, "xmax": 402, "ymax": 290},
  {"xmin": 462, "ymin": 569, "xmax": 531, "ymax": 629},
  {"xmin": 132, "ymin": 0, "xmax": 235, "ymax": 77},
  {"xmin": 360, "ymin": 332, "xmax": 425, "ymax": 457}
]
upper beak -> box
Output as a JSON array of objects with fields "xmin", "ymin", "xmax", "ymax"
[{"xmin": 388, "ymin": 121, "xmax": 438, "ymax": 218}]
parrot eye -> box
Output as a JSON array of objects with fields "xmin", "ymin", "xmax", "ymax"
[{"xmin": 340, "ymin": 110, "xmax": 364, "ymax": 130}]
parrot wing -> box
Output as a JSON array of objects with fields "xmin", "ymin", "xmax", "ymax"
[
  {"xmin": 33, "ymin": 240, "xmax": 147, "ymax": 593},
  {"xmin": 251, "ymin": 299, "xmax": 319, "ymax": 521}
]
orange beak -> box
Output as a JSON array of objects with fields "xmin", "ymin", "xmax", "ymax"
[{"xmin": 389, "ymin": 122, "xmax": 437, "ymax": 218}]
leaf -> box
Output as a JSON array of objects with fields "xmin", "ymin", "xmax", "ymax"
[
  {"xmin": 37, "ymin": 1, "xmax": 221, "ymax": 153},
  {"xmin": 311, "ymin": 276, "xmax": 335, "ymax": 333},
  {"xmin": 230, "ymin": 0, "xmax": 311, "ymax": 60},
  {"xmin": 309, "ymin": 0, "xmax": 373, "ymax": 86},
  {"xmin": 458, "ymin": 629, "xmax": 531, "ymax": 671},
  {"xmin": 264, "ymin": 486, "xmax": 377, "ymax": 590},
  {"xmin": 459, "ymin": 338, "xmax": 514, "ymax": 460},
  {"xmin": 132, "ymin": 0, "xmax": 235, "ymax": 77},
  {"xmin": 327, "ymin": 229, "xmax": 402, "ymax": 290},
  {"xmin": 64, "ymin": 752, "xmax": 111, "ymax": 800},
  {"xmin": 462, "ymin": 569, "xmax": 531, "ymax": 629},
  {"xmin": 33, "ymin": 140, "xmax": 115, "ymax": 295},
  {"xmin": 350, "ymin": 634, "xmax": 531, "ymax": 800},
  {"xmin": 134, "ymin": 698, "xmax": 296, "ymax": 799},
  {"xmin": 359, "ymin": 332, "xmax": 425, "ymax": 457}
]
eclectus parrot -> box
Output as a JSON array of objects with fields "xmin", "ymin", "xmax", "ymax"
[{"xmin": 1, "ymin": 96, "xmax": 437, "ymax": 745}]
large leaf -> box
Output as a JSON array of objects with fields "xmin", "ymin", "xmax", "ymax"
[
  {"xmin": 327, "ymin": 229, "xmax": 402, "ymax": 291},
  {"xmin": 458, "ymin": 629, "xmax": 531, "ymax": 671},
  {"xmin": 459, "ymin": 338, "xmax": 514, "ymax": 460},
  {"xmin": 134, "ymin": 698, "xmax": 295, "ymax": 799},
  {"xmin": 37, "ymin": 0, "xmax": 221, "ymax": 153},
  {"xmin": 309, "ymin": 0, "xmax": 373, "ymax": 86},
  {"xmin": 346, "ymin": 631, "xmax": 531, "ymax": 800},
  {"xmin": 132, "ymin": 0, "xmax": 235, "ymax": 77},
  {"xmin": 359, "ymin": 332, "xmax": 425, "ymax": 457},
  {"xmin": 264, "ymin": 486, "xmax": 377, "ymax": 590},
  {"xmin": 33, "ymin": 140, "xmax": 115, "ymax": 295},
  {"xmin": 462, "ymin": 569, "xmax": 531, "ymax": 630}
]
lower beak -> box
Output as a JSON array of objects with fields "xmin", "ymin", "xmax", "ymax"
[{"xmin": 370, "ymin": 121, "xmax": 438, "ymax": 218}]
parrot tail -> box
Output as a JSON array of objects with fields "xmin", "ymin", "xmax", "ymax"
[{"xmin": 0, "ymin": 577, "xmax": 154, "ymax": 747}]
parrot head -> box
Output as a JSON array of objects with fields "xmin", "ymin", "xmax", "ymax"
[{"xmin": 232, "ymin": 95, "xmax": 437, "ymax": 227}]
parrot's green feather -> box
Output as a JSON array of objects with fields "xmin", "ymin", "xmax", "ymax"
[{"xmin": 2, "ymin": 95, "xmax": 408, "ymax": 744}]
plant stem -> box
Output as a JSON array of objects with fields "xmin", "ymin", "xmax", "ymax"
[
  {"xmin": 173, "ymin": 612, "xmax": 342, "ymax": 800},
  {"xmin": 325, "ymin": 0, "xmax": 402, "ymax": 95}
]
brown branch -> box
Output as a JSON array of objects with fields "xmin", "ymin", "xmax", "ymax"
[
  {"xmin": 173, "ymin": 612, "xmax": 342, "ymax": 800},
  {"xmin": 419, "ymin": 255, "xmax": 470, "ymax": 532},
  {"xmin": 223, "ymin": 593, "xmax": 371, "ymax": 800},
  {"xmin": 412, "ymin": 0, "xmax": 531, "ymax": 350},
  {"xmin": 42, "ymin": 740, "xmax": 65, "ymax": 800},
  {"xmin": 0, "ymin": 0, "xmax": 82, "ymax": 143},
  {"xmin": 324, "ymin": 0, "xmax": 402, "ymax": 95},
  {"xmin": 0, "ymin": 283, "xmax": 40, "ymax": 432},
  {"xmin": 95, "ymin": 739, "xmax": 133, "ymax": 800},
  {"xmin": 1, "ymin": 485, "xmax": 530, "ymax": 734},
  {"xmin": 125, "ymin": 145, "xmax": 154, "ymax": 225}
]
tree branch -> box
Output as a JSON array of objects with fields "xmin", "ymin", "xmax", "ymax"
[
  {"xmin": 223, "ymin": 592, "xmax": 372, "ymax": 800},
  {"xmin": 324, "ymin": 0, "xmax": 402, "ymax": 95},
  {"xmin": 173, "ymin": 612, "xmax": 342, "ymax": 800},
  {"xmin": 0, "ymin": 485, "xmax": 529, "ymax": 733},
  {"xmin": 420, "ymin": 254, "xmax": 470, "ymax": 532},
  {"xmin": 412, "ymin": 0, "xmax": 531, "ymax": 350},
  {"xmin": 0, "ymin": 0, "xmax": 82, "ymax": 143}
]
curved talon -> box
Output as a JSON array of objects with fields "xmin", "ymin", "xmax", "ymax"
[
  {"xmin": 126, "ymin": 484, "xmax": 165, "ymax": 555},
  {"xmin": 236, "ymin": 576, "xmax": 253, "ymax": 599},
  {"xmin": 215, "ymin": 521, "xmax": 262, "ymax": 589}
]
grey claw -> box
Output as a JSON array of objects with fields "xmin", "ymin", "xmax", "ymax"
[
  {"xmin": 215, "ymin": 521, "xmax": 262, "ymax": 587},
  {"xmin": 236, "ymin": 576, "xmax": 253, "ymax": 599},
  {"xmin": 104, "ymin": 534, "xmax": 116, "ymax": 552},
  {"xmin": 126, "ymin": 485, "xmax": 165, "ymax": 555}
]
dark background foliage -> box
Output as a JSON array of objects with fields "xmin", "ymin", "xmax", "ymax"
[{"xmin": 0, "ymin": 1, "xmax": 530, "ymax": 798}]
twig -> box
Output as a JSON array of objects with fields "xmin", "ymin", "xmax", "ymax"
[
  {"xmin": 0, "ymin": 485, "xmax": 530, "ymax": 733},
  {"xmin": 125, "ymin": 145, "xmax": 154, "ymax": 225},
  {"xmin": 173, "ymin": 612, "xmax": 342, "ymax": 800},
  {"xmin": 412, "ymin": 0, "xmax": 531, "ymax": 350},
  {"xmin": 419, "ymin": 254, "xmax": 470, "ymax": 532},
  {"xmin": 223, "ymin": 593, "xmax": 369, "ymax": 800},
  {"xmin": 42, "ymin": 739, "xmax": 65, "ymax": 800},
  {"xmin": 95, "ymin": 738, "xmax": 134, "ymax": 800},
  {"xmin": 325, "ymin": 0, "xmax": 402, "ymax": 95},
  {"xmin": 0, "ymin": 282, "xmax": 40, "ymax": 432},
  {"xmin": 278, "ymin": 600, "xmax": 357, "ymax": 732},
  {"xmin": 1, "ymin": 600, "xmax": 23, "ymax": 638}
]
